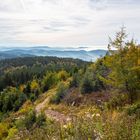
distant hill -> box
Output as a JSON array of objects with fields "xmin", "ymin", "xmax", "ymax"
[{"xmin": 0, "ymin": 46, "xmax": 107, "ymax": 61}]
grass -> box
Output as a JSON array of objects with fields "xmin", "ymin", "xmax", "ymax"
[
  {"xmin": 1, "ymin": 86, "xmax": 140, "ymax": 140},
  {"xmin": 10, "ymin": 105, "xmax": 140, "ymax": 140}
]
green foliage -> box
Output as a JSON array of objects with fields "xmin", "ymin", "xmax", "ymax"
[
  {"xmin": 23, "ymin": 81, "xmax": 40, "ymax": 102},
  {"xmin": 13, "ymin": 110, "xmax": 140, "ymax": 140},
  {"xmin": 36, "ymin": 113, "xmax": 46, "ymax": 127},
  {"xmin": 0, "ymin": 123, "xmax": 9, "ymax": 139},
  {"xmin": 13, "ymin": 93, "xmax": 27, "ymax": 111},
  {"xmin": 70, "ymin": 73, "xmax": 81, "ymax": 87},
  {"xmin": 16, "ymin": 110, "xmax": 46, "ymax": 130},
  {"xmin": 105, "ymin": 27, "xmax": 140, "ymax": 102},
  {"xmin": 30, "ymin": 79, "xmax": 40, "ymax": 96},
  {"xmin": 80, "ymin": 63, "xmax": 107, "ymax": 94},
  {"xmin": 126, "ymin": 103, "xmax": 140, "ymax": 118},
  {"xmin": 6, "ymin": 127, "xmax": 18, "ymax": 140},
  {"xmin": 132, "ymin": 120, "xmax": 140, "ymax": 140},
  {"xmin": 0, "ymin": 29, "xmax": 139, "ymax": 140},
  {"xmin": 102, "ymin": 113, "xmax": 140, "ymax": 140},
  {"xmin": 29, "ymin": 93, "xmax": 37, "ymax": 102},
  {"xmin": 15, "ymin": 110, "xmax": 36, "ymax": 130},
  {"xmin": 23, "ymin": 82, "xmax": 31, "ymax": 97},
  {"xmin": 50, "ymin": 82, "xmax": 68, "ymax": 104},
  {"xmin": 41, "ymin": 72, "xmax": 58, "ymax": 92},
  {"xmin": 57, "ymin": 70, "xmax": 69, "ymax": 81},
  {"xmin": 13, "ymin": 117, "xmax": 98, "ymax": 140},
  {"xmin": 79, "ymin": 58, "xmax": 108, "ymax": 94},
  {"xmin": 41, "ymin": 70, "xmax": 69, "ymax": 93},
  {"xmin": 0, "ymin": 87, "xmax": 27, "ymax": 112},
  {"xmin": 0, "ymin": 56, "xmax": 88, "ymax": 91},
  {"xmin": 80, "ymin": 72, "xmax": 94, "ymax": 94},
  {"xmin": 106, "ymin": 93, "xmax": 129, "ymax": 109},
  {"xmin": 23, "ymin": 110, "xmax": 36, "ymax": 130}
]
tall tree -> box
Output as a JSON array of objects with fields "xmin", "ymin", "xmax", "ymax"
[{"xmin": 105, "ymin": 28, "xmax": 140, "ymax": 102}]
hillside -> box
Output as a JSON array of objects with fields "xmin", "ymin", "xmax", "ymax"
[
  {"xmin": 0, "ymin": 47, "xmax": 107, "ymax": 61},
  {"xmin": 0, "ymin": 30, "xmax": 139, "ymax": 140}
]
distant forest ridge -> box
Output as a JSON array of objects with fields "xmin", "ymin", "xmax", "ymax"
[{"xmin": 0, "ymin": 46, "xmax": 107, "ymax": 61}]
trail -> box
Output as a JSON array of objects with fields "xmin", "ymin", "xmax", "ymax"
[
  {"xmin": 35, "ymin": 90, "xmax": 71, "ymax": 123},
  {"xmin": 45, "ymin": 110, "xmax": 71, "ymax": 123},
  {"xmin": 35, "ymin": 97, "xmax": 50, "ymax": 113}
]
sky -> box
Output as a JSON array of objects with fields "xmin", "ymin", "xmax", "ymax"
[{"xmin": 0, "ymin": 0, "xmax": 140, "ymax": 49}]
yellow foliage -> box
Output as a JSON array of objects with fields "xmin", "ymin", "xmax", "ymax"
[
  {"xmin": 57, "ymin": 70, "xmax": 69, "ymax": 81},
  {"xmin": 19, "ymin": 85, "xmax": 25, "ymax": 92},
  {"xmin": 111, "ymin": 111, "xmax": 119, "ymax": 120},
  {"xmin": 6, "ymin": 127, "xmax": 18, "ymax": 140},
  {"xmin": 30, "ymin": 80, "xmax": 39, "ymax": 92},
  {"xmin": 0, "ymin": 123, "xmax": 8, "ymax": 139}
]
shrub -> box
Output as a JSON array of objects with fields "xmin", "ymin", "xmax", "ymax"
[
  {"xmin": 106, "ymin": 93, "xmax": 129, "ymax": 109},
  {"xmin": 16, "ymin": 110, "xmax": 36, "ymax": 130},
  {"xmin": 23, "ymin": 82, "xmax": 31, "ymax": 97},
  {"xmin": 7, "ymin": 127, "xmax": 18, "ymax": 140},
  {"xmin": 12, "ymin": 110, "xmax": 140, "ymax": 140},
  {"xmin": 13, "ymin": 93, "xmax": 27, "ymax": 111},
  {"xmin": 23, "ymin": 110, "xmax": 36, "ymax": 130},
  {"xmin": 57, "ymin": 70, "xmax": 69, "ymax": 81},
  {"xmin": 16, "ymin": 110, "xmax": 46, "ymax": 130},
  {"xmin": 80, "ymin": 68, "xmax": 105, "ymax": 94},
  {"xmin": 80, "ymin": 74, "xmax": 94, "ymax": 94},
  {"xmin": 0, "ymin": 87, "xmax": 27, "ymax": 112},
  {"xmin": 50, "ymin": 82, "xmax": 68, "ymax": 104},
  {"xmin": 102, "ymin": 113, "xmax": 138, "ymax": 140},
  {"xmin": 36, "ymin": 113, "xmax": 46, "ymax": 127},
  {"xmin": 0, "ymin": 123, "xmax": 9, "ymax": 139},
  {"xmin": 126, "ymin": 103, "xmax": 140, "ymax": 118},
  {"xmin": 42, "ymin": 72, "xmax": 58, "ymax": 92},
  {"xmin": 30, "ymin": 80, "xmax": 40, "ymax": 95},
  {"xmin": 29, "ymin": 93, "xmax": 37, "ymax": 102},
  {"xmin": 70, "ymin": 73, "xmax": 80, "ymax": 87},
  {"xmin": 132, "ymin": 120, "xmax": 140, "ymax": 139}
]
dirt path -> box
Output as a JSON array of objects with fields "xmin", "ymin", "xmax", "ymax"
[
  {"xmin": 45, "ymin": 109, "xmax": 71, "ymax": 123},
  {"xmin": 36, "ymin": 99, "xmax": 71, "ymax": 123},
  {"xmin": 35, "ymin": 89, "xmax": 55, "ymax": 113},
  {"xmin": 35, "ymin": 97, "xmax": 49, "ymax": 113},
  {"xmin": 35, "ymin": 90, "xmax": 71, "ymax": 123}
]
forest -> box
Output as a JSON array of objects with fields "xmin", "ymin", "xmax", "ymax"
[{"xmin": 0, "ymin": 29, "xmax": 140, "ymax": 140}]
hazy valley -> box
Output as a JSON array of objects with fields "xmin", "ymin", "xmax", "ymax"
[{"xmin": 0, "ymin": 47, "xmax": 107, "ymax": 61}]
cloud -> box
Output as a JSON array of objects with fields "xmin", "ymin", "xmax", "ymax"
[{"xmin": 0, "ymin": 0, "xmax": 140, "ymax": 48}]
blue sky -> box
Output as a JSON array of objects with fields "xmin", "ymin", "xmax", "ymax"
[{"xmin": 0, "ymin": 0, "xmax": 140, "ymax": 49}]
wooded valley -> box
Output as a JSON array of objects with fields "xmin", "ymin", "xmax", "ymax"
[{"xmin": 0, "ymin": 29, "xmax": 139, "ymax": 140}]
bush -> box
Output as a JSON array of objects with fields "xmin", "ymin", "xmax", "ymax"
[
  {"xmin": 0, "ymin": 87, "xmax": 27, "ymax": 112},
  {"xmin": 12, "ymin": 109, "xmax": 140, "ymax": 140},
  {"xmin": 70, "ymin": 73, "xmax": 80, "ymax": 87},
  {"xmin": 30, "ymin": 80, "xmax": 40, "ymax": 95},
  {"xmin": 80, "ymin": 67, "xmax": 105, "ymax": 94},
  {"xmin": 16, "ymin": 110, "xmax": 36, "ymax": 130},
  {"xmin": 13, "ymin": 93, "xmax": 27, "ymax": 111},
  {"xmin": 24, "ymin": 110, "xmax": 36, "ymax": 130},
  {"xmin": 106, "ymin": 93, "xmax": 129, "ymax": 109},
  {"xmin": 42, "ymin": 72, "xmax": 58, "ymax": 92},
  {"xmin": 57, "ymin": 70, "xmax": 69, "ymax": 81},
  {"xmin": 23, "ymin": 82, "xmax": 31, "ymax": 96},
  {"xmin": 16, "ymin": 110, "xmax": 46, "ymax": 130},
  {"xmin": 126, "ymin": 103, "xmax": 140, "ymax": 118},
  {"xmin": 50, "ymin": 82, "xmax": 68, "ymax": 104},
  {"xmin": 36, "ymin": 113, "xmax": 46, "ymax": 127},
  {"xmin": 29, "ymin": 93, "xmax": 37, "ymax": 102},
  {"xmin": 6, "ymin": 127, "xmax": 18, "ymax": 140},
  {"xmin": 0, "ymin": 123, "xmax": 9, "ymax": 139},
  {"xmin": 80, "ymin": 74, "xmax": 94, "ymax": 94},
  {"xmin": 132, "ymin": 120, "xmax": 140, "ymax": 139},
  {"xmin": 102, "ymin": 113, "xmax": 139, "ymax": 140}
]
